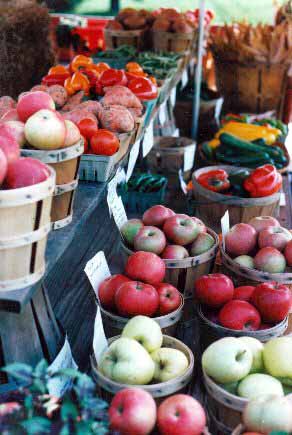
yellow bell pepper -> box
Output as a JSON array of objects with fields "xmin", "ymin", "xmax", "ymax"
[
  {"xmin": 208, "ymin": 138, "xmax": 221, "ymax": 149},
  {"xmin": 215, "ymin": 121, "xmax": 281, "ymax": 145}
]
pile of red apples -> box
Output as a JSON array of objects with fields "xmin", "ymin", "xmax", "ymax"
[
  {"xmin": 98, "ymin": 251, "xmax": 182, "ymax": 318},
  {"xmin": 121, "ymin": 205, "xmax": 216, "ymax": 259},
  {"xmin": 225, "ymin": 216, "xmax": 292, "ymax": 274}
]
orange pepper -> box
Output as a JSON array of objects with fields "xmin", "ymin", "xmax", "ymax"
[
  {"xmin": 71, "ymin": 72, "xmax": 90, "ymax": 95},
  {"xmin": 126, "ymin": 62, "xmax": 144, "ymax": 73},
  {"xmin": 86, "ymin": 62, "xmax": 110, "ymax": 77},
  {"xmin": 48, "ymin": 65, "xmax": 69, "ymax": 75},
  {"xmin": 70, "ymin": 54, "xmax": 93, "ymax": 73},
  {"xmin": 64, "ymin": 77, "xmax": 75, "ymax": 96},
  {"xmin": 149, "ymin": 76, "xmax": 157, "ymax": 86}
]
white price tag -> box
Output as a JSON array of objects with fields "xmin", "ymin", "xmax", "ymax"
[
  {"xmin": 221, "ymin": 210, "xmax": 230, "ymax": 251},
  {"xmin": 280, "ymin": 192, "xmax": 286, "ymax": 206},
  {"xmin": 84, "ymin": 251, "xmax": 111, "ymax": 297},
  {"xmin": 143, "ymin": 120, "xmax": 154, "ymax": 157},
  {"xmin": 181, "ymin": 69, "xmax": 188, "ymax": 89},
  {"xmin": 170, "ymin": 87, "xmax": 177, "ymax": 107},
  {"xmin": 111, "ymin": 196, "xmax": 127, "ymax": 230},
  {"xmin": 107, "ymin": 168, "xmax": 125, "ymax": 215},
  {"xmin": 184, "ymin": 144, "xmax": 196, "ymax": 172},
  {"xmin": 159, "ymin": 102, "xmax": 167, "ymax": 125},
  {"xmin": 178, "ymin": 169, "xmax": 187, "ymax": 195},
  {"xmin": 126, "ymin": 140, "xmax": 140, "ymax": 181},
  {"xmin": 93, "ymin": 306, "xmax": 108, "ymax": 364},
  {"xmin": 47, "ymin": 337, "xmax": 78, "ymax": 398},
  {"xmin": 172, "ymin": 128, "xmax": 180, "ymax": 138}
]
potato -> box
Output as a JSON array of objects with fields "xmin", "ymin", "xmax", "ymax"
[
  {"xmin": 106, "ymin": 20, "xmax": 124, "ymax": 30},
  {"xmin": 123, "ymin": 16, "xmax": 147, "ymax": 30},
  {"xmin": 172, "ymin": 19, "xmax": 194, "ymax": 34},
  {"xmin": 47, "ymin": 85, "xmax": 68, "ymax": 109},
  {"xmin": 152, "ymin": 18, "xmax": 171, "ymax": 32}
]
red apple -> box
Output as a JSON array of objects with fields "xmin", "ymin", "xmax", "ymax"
[
  {"xmin": 249, "ymin": 216, "xmax": 280, "ymax": 233},
  {"xmin": 163, "ymin": 215, "xmax": 199, "ymax": 245},
  {"xmin": 0, "ymin": 135, "xmax": 20, "ymax": 164},
  {"xmin": 109, "ymin": 388, "xmax": 156, "ymax": 435},
  {"xmin": 219, "ymin": 300, "xmax": 261, "ymax": 331},
  {"xmin": 25, "ymin": 109, "xmax": 66, "ymax": 150},
  {"xmin": 225, "ymin": 223, "xmax": 257, "ymax": 256},
  {"xmin": 284, "ymin": 240, "xmax": 292, "ymax": 266},
  {"xmin": 0, "ymin": 121, "xmax": 25, "ymax": 147},
  {"xmin": 155, "ymin": 283, "xmax": 182, "ymax": 315},
  {"xmin": 233, "ymin": 286, "xmax": 256, "ymax": 302},
  {"xmin": 258, "ymin": 226, "xmax": 292, "ymax": 251},
  {"xmin": 161, "ymin": 245, "xmax": 189, "ymax": 260},
  {"xmin": 194, "ymin": 273, "xmax": 234, "ymax": 308},
  {"xmin": 1, "ymin": 109, "xmax": 20, "ymax": 121},
  {"xmin": 125, "ymin": 251, "xmax": 166, "ymax": 285},
  {"xmin": 0, "ymin": 148, "xmax": 7, "ymax": 185},
  {"xmin": 142, "ymin": 205, "xmax": 175, "ymax": 227},
  {"xmin": 191, "ymin": 217, "xmax": 207, "ymax": 233},
  {"xmin": 251, "ymin": 282, "xmax": 292, "ymax": 322},
  {"xmin": 157, "ymin": 394, "xmax": 206, "ymax": 435},
  {"xmin": 17, "ymin": 91, "xmax": 55, "ymax": 122},
  {"xmin": 98, "ymin": 274, "xmax": 131, "ymax": 311},
  {"xmin": 115, "ymin": 281, "xmax": 159, "ymax": 317},
  {"xmin": 5, "ymin": 157, "xmax": 50, "ymax": 189},
  {"xmin": 133, "ymin": 226, "xmax": 166, "ymax": 255},
  {"xmin": 254, "ymin": 247, "xmax": 286, "ymax": 273},
  {"xmin": 64, "ymin": 120, "xmax": 81, "ymax": 148}
]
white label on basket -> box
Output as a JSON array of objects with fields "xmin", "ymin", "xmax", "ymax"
[
  {"xmin": 126, "ymin": 139, "xmax": 140, "ymax": 182},
  {"xmin": 280, "ymin": 192, "xmax": 286, "ymax": 206},
  {"xmin": 111, "ymin": 196, "xmax": 127, "ymax": 230},
  {"xmin": 172, "ymin": 128, "xmax": 180, "ymax": 138},
  {"xmin": 184, "ymin": 144, "xmax": 196, "ymax": 172},
  {"xmin": 47, "ymin": 336, "xmax": 78, "ymax": 398},
  {"xmin": 181, "ymin": 69, "xmax": 188, "ymax": 89},
  {"xmin": 179, "ymin": 169, "xmax": 188, "ymax": 195},
  {"xmin": 142, "ymin": 119, "xmax": 154, "ymax": 157},
  {"xmin": 84, "ymin": 251, "xmax": 111, "ymax": 297},
  {"xmin": 221, "ymin": 210, "xmax": 230, "ymax": 251},
  {"xmin": 170, "ymin": 87, "xmax": 177, "ymax": 107},
  {"xmin": 93, "ymin": 306, "xmax": 108, "ymax": 364},
  {"xmin": 159, "ymin": 102, "xmax": 167, "ymax": 125}
]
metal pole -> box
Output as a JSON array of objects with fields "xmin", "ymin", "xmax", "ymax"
[{"xmin": 191, "ymin": 0, "xmax": 206, "ymax": 140}]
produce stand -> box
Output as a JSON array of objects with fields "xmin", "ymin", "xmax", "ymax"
[{"xmin": 1, "ymin": 2, "xmax": 292, "ymax": 434}]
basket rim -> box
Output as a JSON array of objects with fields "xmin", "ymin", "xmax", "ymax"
[{"xmin": 21, "ymin": 139, "xmax": 84, "ymax": 163}]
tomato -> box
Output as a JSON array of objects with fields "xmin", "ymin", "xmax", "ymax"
[
  {"xmin": 82, "ymin": 135, "xmax": 89, "ymax": 154},
  {"xmin": 90, "ymin": 129, "xmax": 119, "ymax": 156},
  {"xmin": 126, "ymin": 62, "xmax": 144, "ymax": 73},
  {"xmin": 77, "ymin": 118, "xmax": 98, "ymax": 139},
  {"xmin": 99, "ymin": 68, "xmax": 127, "ymax": 88}
]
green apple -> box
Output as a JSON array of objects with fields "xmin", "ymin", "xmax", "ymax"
[
  {"xmin": 243, "ymin": 395, "xmax": 292, "ymax": 433},
  {"xmin": 238, "ymin": 337, "xmax": 264, "ymax": 373},
  {"xmin": 263, "ymin": 337, "xmax": 292, "ymax": 382},
  {"xmin": 99, "ymin": 337, "xmax": 154, "ymax": 385},
  {"xmin": 218, "ymin": 381, "xmax": 239, "ymax": 395},
  {"xmin": 202, "ymin": 337, "xmax": 253, "ymax": 384},
  {"xmin": 151, "ymin": 347, "xmax": 189, "ymax": 382},
  {"xmin": 122, "ymin": 315, "xmax": 163, "ymax": 353},
  {"xmin": 234, "ymin": 255, "xmax": 255, "ymax": 269},
  {"xmin": 121, "ymin": 219, "xmax": 144, "ymax": 246},
  {"xmin": 238, "ymin": 374, "xmax": 284, "ymax": 400}
]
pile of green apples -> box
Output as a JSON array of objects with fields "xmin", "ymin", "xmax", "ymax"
[
  {"xmin": 202, "ymin": 336, "xmax": 292, "ymax": 399},
  {"xmin": 99, "ymin": 315, "xmax": 190, "ymax": 385}
]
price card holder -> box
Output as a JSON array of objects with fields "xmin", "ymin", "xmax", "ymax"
[
  {"xmin": 178, "ymin": 169, "xmax": 187, "ymax": 195},
  {"xmin": 47, "ymin": 336, "xmax": 78, "ymax": 398},
  {"xmin": 181, "ymin": 69, "xmax": 188, "ymax": 90},
  {"xmin": 126, "ymin": 139, "xmax": 140, "ymax": 181},
  {"xmin": 143, "ymin": 119, "xmax": 154, "ymax": 157},
  {"xmin": 172, "ymin": 128, "xmax": 180, "ymax": 138},
  {"xmin": 183, "ymin": 144, "xmax": 196, "ymax": 172},
  {"xmin": 107, "ymin": 172, "xmax": 128, "ymax": 230},
  {"xmin": 170, "ymin": 87, "xmax": 177, "ymax": 107},
  {"xmin": 93, "ymin": 305, "xmax": 108, "ymax": 364},
  {"xmin": 159, "ymin": 102, "xmax": 167, "ymax": 125},
  {"xmin": 221, "ymin": 210, "xmax": 230, "ymax": 251},
  {"xmin": 84, "ymin": 251, "xmax": 111, "ymax": 297}
]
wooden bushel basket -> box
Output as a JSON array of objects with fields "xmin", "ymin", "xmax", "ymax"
[
  {"xmin": 104, "ymin": 28, "xmax": 146, "ymax": 50},
  {"xmin": 152, "ymin": 30, "xmax": 195, "ymax": 53},
  {"xmin": 213, "ymin": 60, "xmax": 288, "ymax": 117},
  {"xmin": 0, "ymin": 167, "xmax": 55, "ymax": 291},
  {"xmin": 191, "ymin": 166, "xmax": 280, "ymax": 233},
  {"xmin": 147, "ymin": 137, "xmax": 196, "ymax": 189},
  {"xmin": 198, "ymin": 305, "xmax": 288, "ymax": 352},
  {"xmin": 203, "ymin": 371, "xmax": 247, "ymax": 434},
  {"xmin": 91, "ymin": 335, "xmax": 194, "ymax": 404},
  {"xmin": 100, "ymin": 295, "xmax": 184, "ymax": 338},
  {"xmin": 21, "ymin": 140, "xmax": 84, "ymax": 230}
]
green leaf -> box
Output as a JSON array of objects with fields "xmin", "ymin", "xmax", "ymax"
[
  {"xmin": 75, "ymin": 420, "xmax": 93, "ymax": 435},
  {"xmin": 2, "ymin": 363, "xmax": 33, "ymax": 383},
  {"xmin": 59, "ymin": 423, "xmax": 71, "ymax": 435},
  {"xmin": 31, "ymin": 378, "xmax": 47, "ymax": 395},
  {"xmin": 61, "ymin": 400, "xmax": 79, "ymax": 422},
  {"xmin": 74, "ymin": 374, "xmax": 95, "ymax": 400},
  {"xmin": 21, "ymin": 417, "xmax": 51, "ymax": 434},
  {"xmin": 51, "ymin": 368, "xmax": 83, "ymax": 380},
  {"xmin": 33, "ymin": 359, "xmax": 48, "ymax": 379}
]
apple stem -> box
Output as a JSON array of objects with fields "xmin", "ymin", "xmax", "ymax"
[{"xmin": 235, "ymin": 350, "xmax": 246, "ymax": 361}]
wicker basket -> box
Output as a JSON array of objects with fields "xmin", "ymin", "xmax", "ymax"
[
  {"xmin": 214, "ymin": 60, "xmax": 288, "ymax": 117},
  {"xmin": 152, "ymin": 30, "xmax": 195, "ymax": 53},
  {"xmin": 104, "ymin": 28, "xmax": 147, "ymax": 50}
]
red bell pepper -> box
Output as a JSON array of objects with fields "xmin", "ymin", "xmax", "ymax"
[
  {"xmin": 127, "ymin": 76, "xmax": 158, "ymax": 101},
  {"xmin": 42, "ymin": 73, "xmax": 70, "ymax": 87},
  {"xmin": 243, "ymin": 164, "xmax": 282, "ymax": 198},
  {"xmin": 99, "ymin": 68, "xmax": 127, "ymax": 88},
  {"xmin": 197, "ymin": 169, "xmax": 230, "ymax": 192}
]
